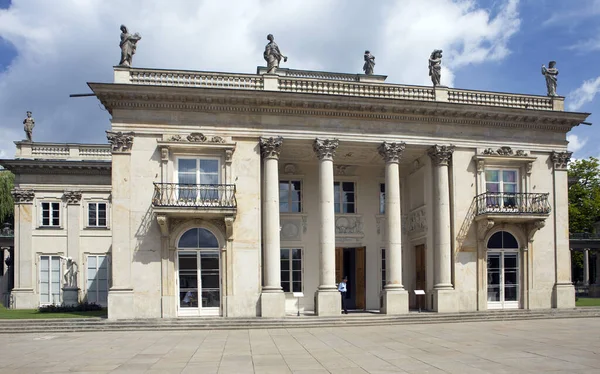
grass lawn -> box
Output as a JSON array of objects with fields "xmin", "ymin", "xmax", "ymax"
[
  {"xmin": 0, "ymin": 305, "xmax": 107, "ymax": 319},
  {"xmin": 576, "ymin": 298, "xmax": 600, "ymax": 307}
]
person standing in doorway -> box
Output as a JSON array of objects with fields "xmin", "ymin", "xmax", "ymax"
[{"xmin": 338, "ymin": 276, "xmax": 348, "ymax": 314}]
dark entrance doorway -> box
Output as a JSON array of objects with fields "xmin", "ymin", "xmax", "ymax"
[{"xmin": 335, "ymin": 247, "xmax": 366, "ymax": 310}]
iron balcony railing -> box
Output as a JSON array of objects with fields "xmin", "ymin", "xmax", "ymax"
[
  {"xmin": 474, "ymin": 192, "xmax": 551, "ymax": 216},
  {"xmin": 152, "ymin": 183, "xmax": 236, "ymax": 209}
]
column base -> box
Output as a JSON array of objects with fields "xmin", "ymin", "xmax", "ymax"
[
  {"xmin": 62, "ymin": 287, "xmax": 79, "ymax": 307},
  {"xmin": 433, "ymin": 288, "xmax": 459, "ymax": 313},
  {"xmin": 552, "ymin": 283, "xmax": 575, "ymax": 309},
  {"xmin": 161, "ymin": 295, "xmax": 177, "ymax": 318},
  {"xmin": 108, "ymin": 288, "xmax": 135, "ymax": 320},
  {"xmin": 11, "ymin": 288, "xmax": 37, "ymax": 309},
  {"xmin": 260, "ymin": 291, "xmax": 286, "ymax": 317},
  {"xmin": 314, "ymin": 289, "xmax": 341, "ymax": 316},
  {"xmin": 381, "ymin": 289, "xmax": 409, "ymax": 315},
  {"xmin": 589, "ymin": 284, "xmax": 600, "ymax": 298}
]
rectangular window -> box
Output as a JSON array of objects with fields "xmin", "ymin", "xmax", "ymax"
[
  {"xmin": 379, "ymin": 183, "xmax": 385, "ymax": 214},
  {"xmin": 280, "ymin": 248, "xmax": 302, "ymax": 293},
  {"xmin": 485, "ymin": 169, "xmax": 519, "ymax": 208},
  {"xmin": 279, "ymin": 180, "xmax": 302, "ymax": 213},
  {"xmin": 88, "ymin": 203, "xmax": 108, "ymax": 227},
  {"xmin": 177, "ymin": 158, "xmax": 220, "ymax": 201},
  {"xmin": 41, "ymin": 202, "xmax": 60, "ymax": 227},
  {"xmin": 87, "ymin": 255, "xmax": 109, "ymax": 306},
  {"xmin": 334, "ymin": 181, "xmax": 356, "ymax": 213},
  {"xmin": 381, "ymin": 248, "xmax": 386, "ymax": 290},
  {"xmin": 40, "ymin": 255, "xmax": 61, "ymax": 304}
]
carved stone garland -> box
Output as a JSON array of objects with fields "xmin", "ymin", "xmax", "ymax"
[
  {"xmin": 378, "ymin": 141, "xmax": 406, "ymax": 163},
  {"xmin": 106, "ymin": 131, "xmax": 135, "ymax": 152},
  {"xmin": 427, "ymin": 144, "xmax": 455, "ymax": 166},
  {"xmin": 259, "ymin": 136, "xmax": 283, "ymax": 159},
  {"xmin": 313, "ymin": 138, "xmax": 339, "ymax": 160},
  {"xmin": 63, "ymin": 191, "xmax": 82, "ymax": 204}
]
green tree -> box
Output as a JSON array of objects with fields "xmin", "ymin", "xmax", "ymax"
[
  {"xmin": 0, "ymin": 170, "xmax": 15, "ymax": 225},
  {"xmin": 568, "ymin": 157, "xmax": 600, "ymax": 233}
]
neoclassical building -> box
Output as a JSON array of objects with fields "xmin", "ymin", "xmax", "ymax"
[{"xmin": 0, "ymin": 65, "xmax": 589, "ymax": 319}]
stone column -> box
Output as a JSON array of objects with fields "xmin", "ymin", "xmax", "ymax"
[
  {"xmin": 378, "ymin": 142, "xmax": 409, "ymax": 314},
  {"xmin": 63, "ymin": 190, "xmax": 82, "ymax": 306},
  {"xmin": 259, "ymin": 136, "xmax": 286, "ymax": 317},
  {"xmin": 313, "ymin": 138, "xmax": 341, "ymax": 316},
  {"xmin": 584, "ymin": 248, "xmax": 590, "ymax": 286},
  {"xmin": 427, "ymin": 145, "xmax": 458, "ymax": 313},
  {"xmin": 106, "ymin": 131, "xmax": 136, "ymax": 319},
  {"xmin": 550, "ymin": 151, "xmax": 575, "ymax": 308},
  {"xmin": 10, "ymin": 188, "xmax": 37, "ymax": 309}
]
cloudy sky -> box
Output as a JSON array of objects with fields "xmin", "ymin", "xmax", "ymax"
[{"xmin": 0, "ymin": 0, "xmax": 598, "ymax": 159}]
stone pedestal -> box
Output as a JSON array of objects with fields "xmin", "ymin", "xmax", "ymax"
[
  {"xmin": 433, "ymin": 289, "xmax": 459, "ymax": 313},
  {"xmin": 260, "ymin": 292, "xmax": 286, "ymax": 317},
  {"xmin": 381, "ymin": 289, "xmax": 409, "ymax": 315},
  {"xmin": 62, "ymin": 286, "xmax": 79, "ymax": 307},
  {"xmin": 108, "ymin": 288, "xmax": 135, "ymax": 319},
  {"xmin": 315, "ymin": 290, "xmax": 340, "ymax": 316},
  {"xmin": 553, "ymin": 283, "xmax": 575, "ymax": 308},
  {"xmin": 10, "ymin": 288, "xmax": 37, "ymax": 309}
]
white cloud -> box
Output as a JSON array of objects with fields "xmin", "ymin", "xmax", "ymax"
[
  {"xmin": 0, "ymin": 0, "xmax": 521, "ymax": 157},
  {"xmin": 567, "ymin": 134, "xmax": 588, "ymax": 154},
  {"xmin": 567, "ymin": 76, "xmax": 600, "ymax": 111}
]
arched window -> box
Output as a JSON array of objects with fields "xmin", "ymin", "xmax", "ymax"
[
  {"xmin": 487, "ymin": 231, "xmax": 519, "ymax": 249},
  {"xmin": 178, "ymin": 228, "xmax": 219, "ymax": 249}
]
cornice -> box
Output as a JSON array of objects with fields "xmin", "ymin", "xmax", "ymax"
[
  {"xmin": 88, "ymin": 83, "xmax": 589, "ymax": 132},
  {"xmin": 0, "ymin": 160, "xmax": 111, "ymax": 175}
]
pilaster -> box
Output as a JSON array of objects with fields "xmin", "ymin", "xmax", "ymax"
[{"xmin": 10, "ymin": 188, "xmax": 36, "ymax": 309}]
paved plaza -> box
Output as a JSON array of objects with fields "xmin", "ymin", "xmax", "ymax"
[{"xmin": 0, "ymin": 318, "xmax": 599, "ymax": 373}]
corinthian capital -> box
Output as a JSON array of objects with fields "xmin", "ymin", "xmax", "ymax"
[
  {"xmin": 63, "ymin": 190, "xmax": 82, "ymax": 205},
  {"xmin": 428, "ymin": 144, "xmax": 455, "ymax": 166},
  {"xmin": 106, "ymin": 131, "xmax": 135, "ymax": 153},
  {"xmin": 11, "ymin": 188, "xmax": 35, "ymax": 204},
  {"xmin": 378, "ymin": 141, "xmax": 406, "ymax": 163},
  {"xmin": 259, "ymin": 136, "xmax": 283, "ymax": 159},
  {"xmin": 550, "ymin": 151, "xmax": 571, "ymax": 170},
  {"xmin": 313, "ymin": 138, "xmax": 339, "ymax": 161}
]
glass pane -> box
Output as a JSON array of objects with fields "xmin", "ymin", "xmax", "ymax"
[
  {"xmin": 89, "ymin": 204, "xmax": 97, "ymax": 226},
  {"xmin": 345, "ymin": 203, "xmax": 355, "ymax": 214},
  {"xmin": 292, "ymin": 282, "xmax": 301, "ymax": 293},
  {"xmin": 200, "ymin": 160, "xmax": 219, "ymax": 174},
  {"xmin": 292, "ymin": 271, "xmax": 301, "ymax": 282},
  {"xmin": 487, "ymin": 253, "xmax": 501, "ymax": 270},
  {"xmin": 504, "ymin": 270, "xmax": 518, "ymax": 285},
  {"xmin": 98, "ymin": 280, "xmax": 108, "ymax": 292},
  {"xmin": 200, "ymin": 251, "xmax": 219, "ymax": 269},
  {"xmin": 279, "ymin": 187, "xmax": 289, "ymax": 203},
  {"xmin": 201, "ymin": 290, "xmax": 220, "ymax": 307},
  {"xmin": 88, "ymin": 256, "xmax": 97, "ymax": 269},
  {"xmin": 98, "ymin": 256, "xmax": 108, "ymax": 269},
  {"xmin": 342, "ymin": 182, "xmax": 354, "ymax": 192},
  {"xmin": 97, "ymin": 268, "xmax": 108, "ymax": 280},
  {"xmin": 280, "ymin": 249, "xmax": 289, "ymax": 260},
  {"xmin": 334, "ymin": 203, "xmax": 341, "ymax": 214},
  {"xmin": 487, "ymin": 285, "xmax": 501, "ymax": 301},
  {"xmin": 281, "ymin": 260, "xmax": 290, "ymax": 271},
  {"xmin": 292, "ymin": 260, "xmax": 301, "ymax": 271},
  {"xmin": 503, "ymin": 183, "xmax": 517, "ymax": 193},
  {"xmin": 487, "ymin": 232, "xmax": 503, "ymax": 249},
  {"xmin": 198, "ymin": 229, "xmax": 219, "ymax": 248},
  {"xmin": 180, "ymin": 290, "xmax": 198, "ymax": 308},
  {"xmin": 40, "ymin": 256, "xmax": 49, "ymax": 270},
  {"xmin": 292, "ymin": 249, "xmax": 302, "ymax": 260},
  {"xmin": 504, "ymin": 286, "xmax": 518, "ymax": 301},
  {"xmin": 179, "ymin": 229, "xmax": 198, "ymax": 248},
  {"xmin": 178, "ymin": 159, "xmax": 196, "ymax": 173},
  {"xmin": 486, "ymin": 183, "xmax": 499, "ymax": 193},
  {"xmin": 344, "ymin": 192, "xmax": 355, "ymax": 204},
  {"xmin": 281, "ymin": 271, "xmax": 290, "ymax": 282},
  {"xmin": 178, "ymin": 173, "xmax": 196, "ymax": 185},
  {"xmin": 291, "ymin": 202, "xmax": 301, "ymax": 213},
  {"xmin": 503, "ymin": 170, "xmax": 517, "ymax": 183},
  {"xmin": 280, "ymin": 201, "xmax": 289, "ymax": 213},
  {"xmin": 485, "ymin": 170, "xmax": 499, "ymax": 182},
  {"xmin": 504, "ymin": 253, "xmax": 518, "ymax": 269},
  {"xmin": 281, "ymin": 281, "xmax": 290, "ymax": 293},
  {"xmin": 87, "ymin": 268, "xmax": 97, "ymax": 280},
  {"xmin": 200, "ymin": 174, "xmax": 218, "ymax": 185},
  {"xmin": 201, "ymin": 274, "xmax": 219, "ymax": 289},
  {"xmin": 179, "ymin": 252, "xmax": 197, "ymax": 270}
]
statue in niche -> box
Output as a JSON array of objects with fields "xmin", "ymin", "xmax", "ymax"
[
  {"xmin": 429, "ymin": 49, "xmax": 443, "ymax": 86},
  {"xmin": 60, "ymin": 256, "xmax": 78, "ymax": 288},
  {"xmin": 119, "ymin": 25, "xmax": 142, "ymax": 67},
  {"xmin": 541, "ymin": 61, "xmax": 558, "ymax": 97},
  {"xmin": 263, "ymin": 34, "xmax": 287, "ymax": 73},
  {"xmin": 23, "ymin": 111, "xmax": 35, "ymax": 142},
  {"xmin": 363, "ymin": 50, "xmax": 375, "ymax": 75}
]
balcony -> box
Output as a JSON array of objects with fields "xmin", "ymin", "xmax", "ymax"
[
  {"xmin": 152, "ymin": 183, "xmax": 237, "ymax": 217},
  {"xmin": 474, "ymin": 192, "xmax": 550, "ymax": 222}
]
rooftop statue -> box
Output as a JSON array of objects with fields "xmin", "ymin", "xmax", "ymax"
[
  {"xmin": 541, "ymin": 61, "xmax": 558, "ymax": 97},
  {"xmin": 264, "ymin": 34, "xmax": 287, "ymax": 74},
  {"xmin": 23, "ymin": 111, "xmax": 35, "ymax": 142},
  {"xmin": 429, "ymin": 49, "xmax": 443, "ymax": 86},
  {"xmin": 119, "ymin": 25, "xmax": 142, "ymax": 67},
  {"xmin": 363, "ymin": 50, "xmax": 375, "ymax": 75}
]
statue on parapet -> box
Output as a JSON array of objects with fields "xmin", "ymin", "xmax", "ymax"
[
  {"xmin": 60, "ymin": 256, "xmax": 78, "ymax": 288},
  {"xmin": 23, "ymin": 111, "xmax": 35, "ymax": 142},
  {"xmin": 264, "ymin": 34, "xmax": 287, "ymax": 74},
  {"xmin": 119, "ymin": 25, "xmax": 142, "ymax": 67},
  {"xmin": 541, "ymin": 61, "xmax": 558, "ymax": 97},
  {"xmin": 363, "ymin": 50, "xmax": 375, "ymax": 75},
  {"xmin": 429, "ymin": 49, "xmax": 443, "ymax": 86}
]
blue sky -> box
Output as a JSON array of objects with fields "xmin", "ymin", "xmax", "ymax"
[{"xmin": 0, "ymin": 0, "xmax": 598, "ymax": 159}]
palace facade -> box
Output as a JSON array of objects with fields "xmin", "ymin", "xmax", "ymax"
[{"xmin": 0, "ymin": 66, "xmax": 589, "ymax": 319}]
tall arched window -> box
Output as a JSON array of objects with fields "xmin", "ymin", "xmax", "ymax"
[{"xmin": 487, "ymin": 230, "xmax": 520, "ymax": 309}]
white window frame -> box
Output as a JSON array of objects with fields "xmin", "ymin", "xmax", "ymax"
[
  {"xmin": 280, "ymin": 248, "xmax": 303, "ymax": 293},
  {"xmin": 334, "ymin": 181, "xmax": 357, "ymax": 214},
  {"xmin": 86, "ymin": 254, "xmax": 110, "ymax": 307},
  {"xmin": 279, "ymin": 180, "xmax": 303, "ymax": 213},
  {"xmin": 40, "ymin": 201, "xmax": 61, "ymax": 228},
  {"xmin": 175, "ymin": 156, "xmax": 222, "ymax": 185},
  {"xmin": 484, "ymin": 168, "xmax": 520, "ymax": 211},
  {"xmin": 379, "ymin": 183, "xmax": 385, "ymax": 215},
  {"xmin": 39, "ymin": 255, "xmax": 61, "ymax": 305},
  {"xmin": 87, "ymin": 202, "xmax": 109, "ymax": 228}
]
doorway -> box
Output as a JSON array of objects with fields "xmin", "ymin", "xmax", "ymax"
[
  {"xmin": 411, "ymin": 244, "xmax": 426, "ymax": 310},
  {"xmin": 335, "ymin": 247, "xmax": 366, "ymax": 310},
  {"xmin": 486, "ymin": 231, "xmax": 520, "ymax": 309}
]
